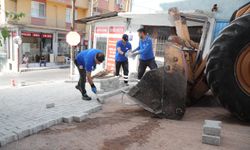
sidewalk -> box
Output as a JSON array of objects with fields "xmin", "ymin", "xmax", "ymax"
[
  {"xmin": 20, "ymin": 63, "xmax": 69, "ymax": 72},
  {"xmin": 0, "ymin": 82, "xmax": 101, "ymax": 147}
]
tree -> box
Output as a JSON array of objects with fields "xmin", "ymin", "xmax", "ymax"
[{"xmin": 0, "ymin": 12, "xmax": 25, "ymax": 46}]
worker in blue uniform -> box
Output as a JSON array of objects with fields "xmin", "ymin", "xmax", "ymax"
[
  {"xmin": 115, "ymin": 34, "xmax": 132, "ymax": 85},
  {"xmin": 75, "ymin": 49, "xmax": 105, "ymax": 100},
  {"xmin": 132, "ymin": 28, "xmax": 158, "ymax": 79}
]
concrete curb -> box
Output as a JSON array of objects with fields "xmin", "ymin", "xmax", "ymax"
[
  {"xmin": 0, "ymin": 104, "xmax": 102, "ymax": 147},
  {"xmin": 20, "ymin": 65, "xmax": 69, "ymax": 73}
]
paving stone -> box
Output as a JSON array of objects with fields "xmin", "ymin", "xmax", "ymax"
[
  {"xmin": 12, "ymin": 128, "xmax": 31, "ymax": 139},
  {"xmin": 203, "ymin": 120, "xmax": 222, "ymax": 136},
  {"xmin": 204, "ymin": 120, "xmax": 222, "ymax": 126},
  {"xmin": 46, "ymin": 103, "xmax": 55, "ymax": 108},
  {"xmin": 73, "ymin": 113, "xmax": 88, "ymax": 122},
  {"xmin": 31, "ymin": 123, "xmax": 45, "ymax": 134},
  {"xmin": 0, "ymin": 82, "xmax": 103, "ymax": 147},
  {"xmin": 99, "ymin": 76, "xmax": 120, "ymax": 92},
  {"xmin": 63, "ymin": 116, "xmax": 74, "ymax": 123},
  {"xmin": 0, "ymin": 133, "xmax": 18, "ymax": 147},
  {"xmin": 202, "ymin": 134, "xmax": 221, "ymax": 146},
  {"xmin": 85, "ymin": 105, "xmax": 102, "ymax": 114}
]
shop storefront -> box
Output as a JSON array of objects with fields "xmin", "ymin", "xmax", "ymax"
[
  {"xmin": 58, "ymin": 33, "xmax": 70, "ymax": 58},
  {"xmin": 19, "ymin": 31, "xmax": 53, "ymax": 63},
  {"xmin": 93, "ymin": 25, "xmax": 125, "ymax": 71}
]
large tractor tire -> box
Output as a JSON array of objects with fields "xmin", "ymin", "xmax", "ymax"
[{"xmin": 206, "ymin": 13, "xmax": 250, "ymax": 121}]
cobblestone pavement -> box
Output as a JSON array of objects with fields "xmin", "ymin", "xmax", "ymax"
[
  {"xmin": 0, "ymin": 82, "xmax": 102, "ymax": 147},
  {"xmin": 1, "ymin": 95, "xmax": 250, "ymax": 150}
]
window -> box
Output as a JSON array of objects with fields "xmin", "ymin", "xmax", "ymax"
[
  {"xmin": 66, "ymin": 8, "xmax": 78, "ymax": 23},
  {"xmin": 144, "ymin": 26, "xmax": 176, "ymax": 58},
  {"xmin": 31, "ymin": 1, "xmax": 46, "ymax": 18}
]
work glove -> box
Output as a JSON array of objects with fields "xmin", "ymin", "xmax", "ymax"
[
  {"xmin": 123, "ymin": 51, "xmax": 129, "ymax": 57},
  {"xmin": 91, "ymin": 84, "xmax": 97, "ymax": 94}
]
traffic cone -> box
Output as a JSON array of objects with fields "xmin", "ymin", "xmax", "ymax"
[{"xmin": 11, "ymin": 79, "xmax": 16, "ymax": 87}]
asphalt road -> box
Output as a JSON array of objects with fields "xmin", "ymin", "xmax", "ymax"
[{"xmin": 0, "ymin": 69, "xmax": 70, "ymax": 87}]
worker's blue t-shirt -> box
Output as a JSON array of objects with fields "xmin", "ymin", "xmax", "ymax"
[
  {"xmin": 76, "ymin": 49, "xmax": 103, "ymax": 72},
  {"xmin": 135, "ymin": 35, "xmax": 154, "ymax": 61},
  {"xmin": 115, "ymin": 40, "xmax": 132, "ymax": 62}
]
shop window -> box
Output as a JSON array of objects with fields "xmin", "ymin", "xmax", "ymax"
[
  {"xmin": 31, "ymin": 1, "xmax": 46, "ymax": 18},
  {"xmin": 58, "ymin": 33, "xmax": 70, "ymax": 57},
  {"xmin": 96, "ymin": 37, "xmax": 107, "ymax": 66},
  {"xmin": 96, "ymin": 37, "xmax": 107, "ymax": 55},
  {"xmin": 66, "ymin": 8, "xmax": 78, "ymax": 23}
]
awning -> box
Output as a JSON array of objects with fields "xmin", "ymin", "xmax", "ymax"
[{"xmin": 75, "ymin": 11, "xmax": 118, "ymax": 24}]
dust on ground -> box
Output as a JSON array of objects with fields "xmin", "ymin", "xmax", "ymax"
[{"xmin": 1, "ymin": 94, "xmax": 250, "ymax": 150}]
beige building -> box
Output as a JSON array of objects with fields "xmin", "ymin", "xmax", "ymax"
[
  {"xmin": 0, "ymin": 0, "xmax": 130, "ymax": 72},
  {"xmin": 0, "ymin": 0, "xmax": 88, "ymax": 72}
]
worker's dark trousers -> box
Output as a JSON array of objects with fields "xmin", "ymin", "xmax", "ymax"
[
  {"xmin": 115, "ymin": 61, "xmax": 129, "ymax": 83},
  {"xmin": 74, "ymin": 60, "xmax": 87, "ymax": 95},
  {"xmin": 138, "ymin": 58, "xmax": 158, "ymax": 79}
]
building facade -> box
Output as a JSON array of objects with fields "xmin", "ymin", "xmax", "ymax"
[{"xmin": 0, "ymin": 0, "xmax": 88, "ymax": 72}]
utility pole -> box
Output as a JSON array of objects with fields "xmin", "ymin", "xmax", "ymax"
[
  {"xmin": 88, "ymin": 0, "xmax": 94, "ymax": 49},
  {"xmin": 70, "ymin": 0, "xmax": 76, "ymax": 77}
]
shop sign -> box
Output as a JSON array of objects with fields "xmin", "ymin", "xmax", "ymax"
[
  {"xmin": 109, "ymin": 26, "xmax": 125, "ymax": 34},
  {"xmin": 21, "ymin": 32, "xmax": 32, "ymax": 37},
  {"xmin": 106, "ymin": 37, "xmax": 119, "ymax": 71},
  {"xmin": 32, "ymin": 33, "xmax": 41, "ymax": 37},
  {"xmin": 95, "ymin": 27, "xmax": 109, "ymax": 34},
  {"xmin": 41, "ymin": 33, "xmax": 53, "ymax": 39}
]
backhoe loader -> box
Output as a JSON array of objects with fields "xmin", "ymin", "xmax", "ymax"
[{"xmin": 127, "ymin": 3, "xmax": 250, "ymax": 121}]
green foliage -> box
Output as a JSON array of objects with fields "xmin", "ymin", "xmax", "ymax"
[
  {"xmin": 0, "ymin": 11, "xmax": 25, "ymax": 46},
  {"xmin": 1, "ymin": 27, "xmax": 10, "ymax": 41},
  {"xmin": 5, "ymin": 11, "xmax": 25, "ymax": 22}
]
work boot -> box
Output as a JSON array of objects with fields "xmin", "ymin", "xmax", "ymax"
[
  {"xmin": 82, "ymin": 93, "xmax": 91, "ymax": 101},
  {"xmin": 75, "ymin": 85, "xmax": 82, "ymax": 92}
]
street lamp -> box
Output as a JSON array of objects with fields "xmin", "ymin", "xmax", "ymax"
[{"xmin": 67, "ymin": 0, "xmax": 76, "ymax": 77}]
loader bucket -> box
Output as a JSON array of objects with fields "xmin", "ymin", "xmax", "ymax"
[{"xmin": 127, "ymin": 43, "xmax": 188, "ymax": 120}]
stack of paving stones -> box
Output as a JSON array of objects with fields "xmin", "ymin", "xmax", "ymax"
[
  {"xmin": 0, "ymin": 102, "xmax": 102, "ymax": 147},
  {"xmin": 99, "ymin": 76, "xmax": 120, "ymax": 92},
  {"xmin": 202, "ymin": 120, "xmax": 222, "ymax": 146}
]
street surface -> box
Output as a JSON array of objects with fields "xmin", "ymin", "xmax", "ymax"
[
  {"xmin": 1, "ymin": 94, "xmax": 250, "ymax": 150},
  {"xmin": 0, "ymin": 68, "xmax": 69, "ymax": 88},
  {"xmin": 0, "ymin": 81, "xmax": 101, "ymax": 147}
]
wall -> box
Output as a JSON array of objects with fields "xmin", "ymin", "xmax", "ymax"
[
  {"xmin": 12, "ymin": 0, "xmax": 86, "ymax": 31},
  {"xmin": 132, "ymin": 0, "xmax": 249, "ymax": 20},
  {"xmin": 5, "ymin": 0, "xmax": 16, "ymax": 12},
  {"xmin": 16, "ymin": 0, "xmax": 31, "ymax": 24}
]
